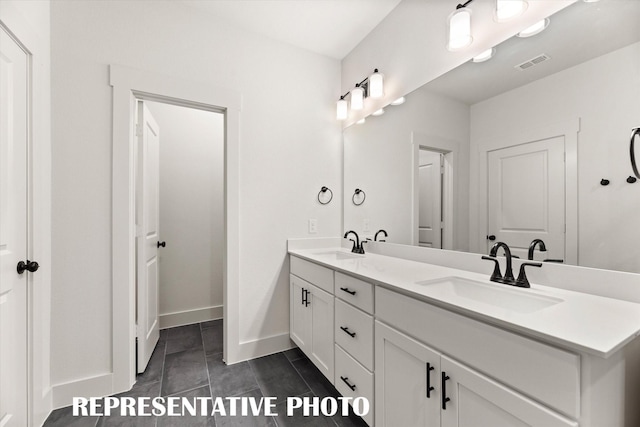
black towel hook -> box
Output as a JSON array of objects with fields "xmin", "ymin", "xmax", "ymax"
[{"xmin": 630, "ymin": 127, "xmax": 640, "ymax": 179}]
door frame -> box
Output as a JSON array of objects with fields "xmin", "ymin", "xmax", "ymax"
[
  {"xmin": 110, "ymin": 65, "xmax": 241, "ymax": 393},
  {"xmin": 475, "ymin": 118, "xmax": 579, "ymax": 264},
  {"xmin": 411, "ymin": 132, "xmax": 455, "ymax": 250}
]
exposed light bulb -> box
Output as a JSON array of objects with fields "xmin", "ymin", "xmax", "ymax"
[
  {"xmin": 495, "ymin": 0, "xmax": 527, "ymax": 22},
  {"xmin": 372, "ymin": 108, "xmax": 385, "ymax": 116},
  {"xmin": 447, "ymin": 8, "xmax": 473, "ymax": 51},
  {"xmin": 472, "ymin": 48, "xmax": 495, "ymax": 63},
  {"xmin": 391, "ymin": 97, "xmax": 405, "ymax": 106},
  {"xmin": 369, "ymin": 69, "xmax": 384, "ymax": 98},
  {"xmin": 517, "ymin": 18, "xmax": 549, "ymax": 38},
  {"xmin": 336, "ymin": 97, "xmax": 348, "ymax": 120},
  {"xmin": 351, "ymin": 85, "xmax": 364, "ymax": 110}
]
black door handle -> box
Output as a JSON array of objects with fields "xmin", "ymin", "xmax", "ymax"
[
  {"xmin": 426, "ymin": 363, "xmax": 435, "ymax": 398},
  {"xmin": 157, "ymin": 241, "xmax": 166, "ymax": 248},
  {"xmin": 486, "ymin": 235, "xmax": 496, "ymax": 241},
  {"xmin": 442, "ymin": 372, "xmax": 451, "ymax": 410},
  {"xmin": 17, "ymin": 260, "xmax": 39, "ymax": 274}
]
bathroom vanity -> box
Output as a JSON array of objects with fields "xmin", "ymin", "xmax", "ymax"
[{"xmin": 288, "ymin": 241, "xmax": 640, "ymax": 427}]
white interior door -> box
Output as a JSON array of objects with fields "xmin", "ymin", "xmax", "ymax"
[
  {"xmin": 487, "ymin": 137, "xmax": 565, "ymax": 260},
  {"xmin": 136, "ymin": 101, "xmax": 160, "ymax": 373},
  {"xmin": 418, "ymin": 150, "xmax": 443, "ymax": 248},
  {"xmin": 0, "ymin": 25, "xmax": 29, "ymax": 427}
]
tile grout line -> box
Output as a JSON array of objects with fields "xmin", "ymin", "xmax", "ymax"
[{"xmin": 246, "ymin": 357, "xmax": 279, "ymax": 427}]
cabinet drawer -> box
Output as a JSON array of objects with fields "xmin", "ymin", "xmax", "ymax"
[
  {"xmin": 335, "ymin": 299, "xmax": 374, "ymax": 370},
  {"xmin": 335, "ymin": 272, "xmax": 374, "ymax": 313},
  {"xmin": 335, "ymin": 345, "xmax": 374, "ymax": 426},
  {"xmin": 376, "ymin": 286, "xmax": 580, "ymax": 419},
  {"xmin": 291, "ymin": 256, "xmax": 334, "ymax": 294}
]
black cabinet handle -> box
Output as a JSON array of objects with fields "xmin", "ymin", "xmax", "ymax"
[
  {"xmin": 157, "ymin": 241, "xmax": 166, "ymax": 248},
  {"xmin": 340, "ymin": 287, "xmax": 356, "ymax": 295},
  {"xmin": 340, "ymin": 376, "xmax": 356, "ymax": 391},
  {"xmin": 340, "ymin": 326, "xmax": 356, "ymax": 338},
  {"xmin": 442, "ymin": 372, "xmax": 451, "ymax": 410},
  {"xmin": 17, "ymin": 260, "xmax": 39, "ymax": 274},
  {"xmin": 426, "ymin": 363, "xmax": 435, "ymax": 398},
  {"xmin": 301, "ymin": 288, "xmax": 309, "ymax": 306}
]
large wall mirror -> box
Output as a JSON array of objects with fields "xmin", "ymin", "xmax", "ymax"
[{"xmin": 343, "ymin": 0, "xmax": 640, "ymax": 273}]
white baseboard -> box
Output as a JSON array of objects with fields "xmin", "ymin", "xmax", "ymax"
[
  {"xmin": 159, "ymin": 305, "xmax": 223, "ymax": 329},
  {"xmin": 51, "ymin": 373, "xmax": 113, "ymax": 410},
  {"xmin": 234, "ymin": 332, "xmax": 295, "ymax": 364}
]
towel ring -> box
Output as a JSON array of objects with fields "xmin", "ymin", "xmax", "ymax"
[
  {"xmin": 352, "ymin": 188, "xmax": 366, "ymax": 206},
  {"xmin": 631, "ymin": 128, "xmax": 640, "ymax": 179},
  {"xmin": 317, "ymin": 186, "xmax": 333, "ymax": 205}
]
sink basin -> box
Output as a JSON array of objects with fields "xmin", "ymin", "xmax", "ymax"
[
  {"xmin": 415, "ymin": 277, "xmax": 563, "ymax": 314},
  {"xmin": 312, "ymin": 250, "xmax": 363, "ymax": 260}
]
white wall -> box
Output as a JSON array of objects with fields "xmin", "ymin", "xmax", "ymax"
[
  {"xmin": 145, "ymin": 101, "xmax": 224, "ymax": 328},
  {"xmin": 340, "ymin": 0, "xmax": 575, "ymax": 126},
  {"xmin": 0, "ymin": 0, "xmax": 52, "ymax": 424},
  {"xmin": 50, "ymin": 0, "xmax": 342, "ymax": 400},
  {"xmin": 343, "ymin": 85, "xmax": 469, "ymax": 250},
  {"xmin": 470, "ymin": 41, "xmax": 640, "ymax": 273}
]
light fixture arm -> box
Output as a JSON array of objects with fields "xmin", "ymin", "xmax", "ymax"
[{"xmin": 456, "ymin": 0, "xmax": 474, "ymax": 9}]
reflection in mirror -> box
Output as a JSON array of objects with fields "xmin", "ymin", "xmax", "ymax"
[{"xmin": 343, "ymin": 0, "xmax": 640, "ymax": 273}]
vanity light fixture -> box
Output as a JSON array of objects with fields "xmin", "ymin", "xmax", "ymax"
[
  {"xmin": 356, "ymin": 118, "xmax": 366, "ymax": 125},
  {"xmin": 372, "ymin": 108, "xmax": 385, "ymax": 116},
  {"xmin": 472, "ymin": 47, "xmax": 495, "ymax": 63},
  {"xmin": 447, "ymin": 2, "xmax": 473, "ymax": 51},
  {"xmin": 517, "ymin": 18, "xmax": 549, "ymax": 38},
  {"xmin": 391, "ymin": 97, "xmax": 405, "ymax": 106},
  {"xmin": 335, "ymin": 68, "xmax": 385, "ymax": 120},
  {"xmin": 336, "ymin": 96, "xmax": 348, "ymax": 120},
  {"xmin": 495, "ymin": 0, "xmax": 527, "ymax": 22}
]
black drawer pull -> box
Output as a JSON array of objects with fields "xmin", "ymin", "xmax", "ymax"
[
  {"xmin": 340, "ymin": 376, "xmax": 356, "ymax": 391},
  {"xmin": 442, "ymin": 372, "xmax": 451, "ymax": 410},
  {"xmin": 340, "ymin": 326, "xmax": 356, "ymax": 338},
  {"xmin": 340, "ymin": 287, "xmax": 356, "ymax": 295},
  {"xmin": 426, "ymin": 363, "xmax": 435, "ymax": 398}
]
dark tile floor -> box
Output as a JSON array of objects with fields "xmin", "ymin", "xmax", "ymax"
[{"xmin": 43, "ymin": 320, "xmax": 368, "ymax": 427}]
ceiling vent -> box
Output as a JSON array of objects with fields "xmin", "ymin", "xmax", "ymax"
[{"xmin": 515, "ymin": 53, "xmax": 551, "ymax": 71}]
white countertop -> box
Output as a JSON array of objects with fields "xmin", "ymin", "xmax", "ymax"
[{"xmin": 289, "ymin": 246, "xmax": 640, "ymax": 358}]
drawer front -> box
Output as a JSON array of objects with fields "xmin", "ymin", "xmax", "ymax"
[
  {"xmin": 335, "ymin": 272, "xmax": 374, "ymax": 313},
  {"xmin": 376, "ymin": 286, "xmax": 580, "ymax": 419},
  {"xmin": 335, "ymin": 345, "xmax": 374, "ymax": 426},
  {"xmin": 335, "ymin": 299, "xmax": 374, "ymax": 370},
  {"xmin": 290, "ymin": 256, "xmax": 334, "ymax": 294}
]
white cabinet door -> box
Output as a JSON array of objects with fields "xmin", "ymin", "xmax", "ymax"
[
  {"xmin": 0, "ymin": 25, "xmax": 29, "ymax": 427},
  {"xmin": 136, "ymin": 101, "xmax": 161, "ymax": 373},
  {"xmin": 487, "ymin": 137, "xmax": 565, "ymax": 260},
  {"xmin": 289, "ymin": 275, "xmax": 334, "ymax": 382},
  {"xmin": 440, "ymin": 356, "xmax": 576, "ymax": 427},
  {"xmin": 375, "ymin": 321, "xmax": 440, "ymax": 427},
  {"xmin": 308, "ymin": 283, "xmax": 334, "ymax": 382},
  {"xmin": 290, "ymin": 275, "xmax": 311, "ymax": 350}
]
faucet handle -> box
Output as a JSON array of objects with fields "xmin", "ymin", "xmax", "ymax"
[
  {"xmin": 481, "ymin": 256, "xmax": 503, "ymax": 283},
  {"xmin": 348, "ymin": 239, "xmax": 358, "ymax": 253},
  {"xmin": 359, "ymin": 240, "xmax": 369, "ymax": 254},
  {"xmin": 515, "ymin": 262, "xmax": 542, "ymax": 288}
]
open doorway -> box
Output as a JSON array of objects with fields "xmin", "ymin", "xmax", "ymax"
[
  {"xmin": 134, "ymin": 99, "xmax": 225, "ymax": 373},
  {"xmin": 110, "ymin": 65, "xmax": 241, "ymax": 394}
]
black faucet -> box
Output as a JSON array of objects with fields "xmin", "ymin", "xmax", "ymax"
[
  {"xmin": 488, "ymin": 242, "xmax": 515, "ymax": 284},
  {"xmin": 374, "ymin": 229, "xmax": 388, "ymax": 242},
  {"xmin": 528, "ymin": 239, "xmax": 547, "ymax": 260},
  {"xmin": 344, "ymin": 230, "xmax": 365, "ymax": 254}
]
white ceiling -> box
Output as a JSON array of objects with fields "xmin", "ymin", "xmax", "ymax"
[{"xmin": 180, "ymin": 0, "xmax": 402, "ymax": 60}]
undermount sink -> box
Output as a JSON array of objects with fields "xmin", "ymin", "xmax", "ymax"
[
  {"xmin": 415, "ymin": 276, "xmax": 563, "ymax": 314},
  {"xmin": 312, "ymin": 250, "xmax": 363, "ymax": 260}
]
